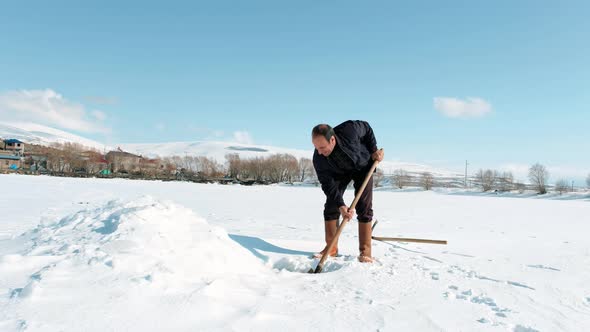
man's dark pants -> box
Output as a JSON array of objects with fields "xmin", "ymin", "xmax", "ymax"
[{"xmin": 323, "ymin": 170, "xmax": 373, "ymax": 223}]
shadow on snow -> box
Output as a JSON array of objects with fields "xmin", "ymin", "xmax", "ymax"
[{"xmin": 229, "ymin": 234, "xmax": 314, "ymax": 263}]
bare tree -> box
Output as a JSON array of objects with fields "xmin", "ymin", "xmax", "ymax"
[
  {"xmin": 392, "ymin": 169, "xmax": 410, "ymax": 189},
  {"xmin": 242, "ymin": 157, "xmax": 265, "ymax": 182},
  {"xmin": 554, "ymin": 179, "xmax": 569, "ymax": 195},
  {"xmin": 159, "ymin": 158, "xmax": 175, "ymax": 176},
  {"xmin": 223, "ymin": 153, "xmax": 316, "ymax": 184},
  {"xmin": 171, "ymin": 156, "xmax": 183, "ymax": 169},
  {"xmin": 46, "ymin": 150, "xmax": 63, "ymax": 172},
  {"xmin": 497, "ymin": 171, "xmax": 514, "ymax": 192},
  {"xmin": 420, "ymin": 172, "xmax": 434, "ymax": 190},
  {"xmin": 183, "ymin": 156, "xmax": 197, "ymax": 172},
  {"xmin": 586, "ymin": 173, "xmax": 590, "ymax": 189},
  {"xmin": 475, "ymin": 169, "xmax": 498, "ymax": 192},
  {"xmin": 298, "ymin": 158, "xmax": 314, "ymax": 182},
  {"xmin": 84, "ymin": 151, "xmax": 105, "ymax": 175},
  {"xmin": 197, "ymin": 156, "xmax": 223, "ymax": 177},
  {"xmin": 266, "ymin": 154, "xmax": 286, "ymax": 183},
  {"xmin": 53, "ymin": 146, "xmax": 75, "ymax": 173},
  {"xmin": 283, "ymin": 154, "xmax": 299, "ymax": 183},
  {"xmin": 265, "ymin": 154, "xmax": 298, "ymax": 183},
  {"xmin": 528, "ymin": 163, "xmax": 549, "ymax": 194},
  {"xmin": 515, "ymin": 182, "xmax": 526, "ymax": 194},
  {"xmin": 253, "ymin": 158, "xmax": 266, "ymax": 181},
  {"xmin": 226, "ymin": 154, "xmax": 241, "ymax": 179}
]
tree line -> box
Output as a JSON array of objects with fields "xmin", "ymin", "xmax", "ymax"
[
  {"xmin": 374, "ymin": 163, "xmax": 588, "ymax": 194},
  {"xmin": 12, "ymin": 142, "xmax": 590, "ymax": 192},
  {"xmin": 18, "ymin": 142, "xmax": 318, "ymax": 184},
  {"xmin": 474, "ymin": 163, "xmax": 582, "ymax": 195},
  {"xmin": 226, "ymin": 153, "xmax": 315, "ymax": 183}
]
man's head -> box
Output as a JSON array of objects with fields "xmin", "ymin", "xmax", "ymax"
[{"xmin": 312, "ymin": 124, "xmax": 336, "ymax": 156}]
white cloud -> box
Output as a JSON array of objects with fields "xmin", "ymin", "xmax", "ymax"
[
  {"xmin": 434, "ymin": 97, "xmax": 493, "ymax": 118},
  {"xmin": 233, "ymin": 131, "xmax": 254, "ymax": 144},
  {"xmin": 0, "ymin": 89, "xmax": 110, "ymax": 134}
]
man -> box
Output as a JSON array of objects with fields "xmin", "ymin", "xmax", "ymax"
[{"xmin": 311, "ymin": 120, "xmax": 384, "ymax": 263}]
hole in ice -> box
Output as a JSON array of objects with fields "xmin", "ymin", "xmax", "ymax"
[{"xmin": 272, "ymin": 257, "xmax": 346, "ymax": 273}]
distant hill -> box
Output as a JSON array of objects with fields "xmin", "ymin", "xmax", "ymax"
[
  {"xmin": 0, "ymin": 122, "xmax": 109, "ymax": 151},
  {"xmin": 119, "ymin": 141, "xmax": 461, "ymax": 178},
  {"xmin": 0, "ymin": 121, "xmax": 461, "ymax": 178}
]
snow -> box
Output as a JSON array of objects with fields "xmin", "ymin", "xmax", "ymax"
[
  {"xmin": 1, "ymin": 174, "xmax": 589, "ymax": 331},
  {"xmin": 0, "ymin": 122, "xmax": 109, "ymax": 152}
]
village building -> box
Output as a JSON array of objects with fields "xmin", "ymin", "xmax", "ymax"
[
  {"xmin": 3, "ymin": 139, "xmax": 25, "ymax": 156},
  {"xmin": 105, "ymin": 149, "xmax": 142, "ymax": 173},
  {"xmin": 0, "ymin": 138, "xmax": 24, "ymax": 170},
  {"xmin": 0, "ymin": 155, "xmax": 21, "ymax": 171}
]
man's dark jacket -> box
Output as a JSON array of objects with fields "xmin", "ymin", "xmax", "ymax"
[{"xmin": 313, "ymin": 120, "xmax": 378, "ymax": 207}]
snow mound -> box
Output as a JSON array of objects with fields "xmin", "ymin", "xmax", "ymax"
[
  {"xmin": 2, "ymin": 197, "xmax": 269, "ymax": 330},
  {"xmin": 19, "ymin": 196, "xmax": 264, "ymax": 282}
]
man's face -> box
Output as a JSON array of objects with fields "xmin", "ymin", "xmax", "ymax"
[{"xmin": 312, "ymin": 135, "xmax": 336, "ymax": 157}]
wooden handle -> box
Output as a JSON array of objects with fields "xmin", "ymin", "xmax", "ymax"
[{"xmin": 372, "ymin": 236, "xmax": 447, "ymax": 245}]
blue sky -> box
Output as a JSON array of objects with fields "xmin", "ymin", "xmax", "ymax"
[{"xmin": 0, "ymin": 1, "xmax": 588, "ymax": 182}]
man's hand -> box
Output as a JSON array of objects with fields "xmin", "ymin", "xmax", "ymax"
[
  {"xmin": 339, "ymin": 205, "xmax": 355, "ymax": 220},
  {"xmin": 371, "ymin": 149, "xmax": 384, "ymax": 162}
]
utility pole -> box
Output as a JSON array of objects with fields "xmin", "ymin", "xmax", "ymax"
[{"xmin": 464, "ymin": 160, "xmax": 469, "ymax": 188}]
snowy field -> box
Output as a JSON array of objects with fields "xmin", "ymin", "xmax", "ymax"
[{"xmin": 1, "ymin": 174, "xmax": 589, "ymax": 331}]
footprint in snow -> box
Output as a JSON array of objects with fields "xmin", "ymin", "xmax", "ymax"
[
  {"xmin": 422, "ymin": 256, "xmax": 443, "ymax": 263},
  {"xmin": 444, "ymin": 286, "xmax": 511, "ymax": 318},
  {"xmin": 447, "ymin": 265, "xmax": 535, "ymax": 291},
  {"xmin": 477, "ymin": 318, "xmax": 490, "ymax": 324},
  {"xmin": 527, "ymin": 264, "xmax": 560, "ymax": 272},
  {"xmin": 513, "ymin": 325, "xmax": 540, "ymax": 332},
  {"xmin": 507, "ymin": 281, "xmax": 535, "ymax": 290}
]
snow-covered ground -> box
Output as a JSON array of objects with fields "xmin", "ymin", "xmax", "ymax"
[{"xmin": 1, "ymin": 174, "xmax": 589, "ymax": 331}]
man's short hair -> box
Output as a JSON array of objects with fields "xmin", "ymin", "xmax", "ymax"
[{"xmin": 312, "ymin": 124, "xmax": 335, "ymax": 141}]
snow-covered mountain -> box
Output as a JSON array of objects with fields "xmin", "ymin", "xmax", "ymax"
[
  {"xmin": 0, "ymin": 122, "xmax": 109, "ymax": 151},
  {"xmin": 0, "ymin": 122, "xmax": 461, "ymax": 177},
  {"xmin": 120, "ymin": 141, "xmax": 461, "ymax": 177},
  {"xmin": 119, "ymin": 141, "xmax": 313, "ymax": 161}
]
